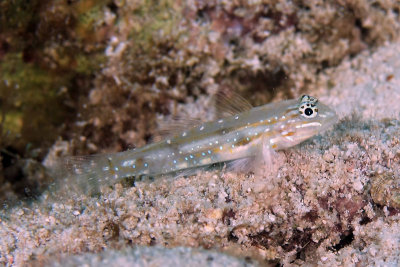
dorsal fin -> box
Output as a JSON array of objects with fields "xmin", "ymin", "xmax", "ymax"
[
  {"xmin": 152, "ymin": 90, "xmax": 253, "ymax": 143},
  {"xmin": 215, "ymin": 89, "xmax": 253, "ymax": 118},
  {"xmin": 151, "ymin": 116, "xmax": 203, "ymax": 142}
]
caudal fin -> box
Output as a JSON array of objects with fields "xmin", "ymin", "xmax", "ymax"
[{"xmin": 48, "ymin": 154, "xmax": 121, "ymax": 196}]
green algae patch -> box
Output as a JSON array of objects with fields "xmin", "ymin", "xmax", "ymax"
[
  {"xmin": 126, "ymin": 0, "xmax": 183, "ymax": 50},
  {"xmin": 0, "ymin": 0, "xmax": 113, "ymax": 202},
  {"xmin": 2, "ymin": 111, "xmax": 23, "ymax": 138},
  {"xmin": 1, "ymin": 53, "xmax": 69, "ymax": 151},
  {"xmin": 0, "ymin": 0, "xmax": 112, "ymax": 154}
]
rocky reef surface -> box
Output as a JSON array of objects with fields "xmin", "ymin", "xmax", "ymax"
[{"xmin": 1, "ymin": 1, "xmax": 400, "ymax": 266}]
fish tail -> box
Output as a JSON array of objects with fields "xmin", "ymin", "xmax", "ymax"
[{"xmin": 50, "ymin": 154, "xmax": 132, "ymax": 195}]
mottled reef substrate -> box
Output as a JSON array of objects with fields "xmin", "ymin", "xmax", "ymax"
[{"xmin": 1, "ymin": 1, "xmax": 400, "ymax": 266}]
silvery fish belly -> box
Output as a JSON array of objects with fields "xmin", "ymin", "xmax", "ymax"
[{"xmin": 65, "ymin": 95, "xmax": 337, "ymax": 187}]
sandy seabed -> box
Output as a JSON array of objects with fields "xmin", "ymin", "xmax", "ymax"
[{"xmin": 0, "ymin": 38, "xmax": 399, "ymax": 266}]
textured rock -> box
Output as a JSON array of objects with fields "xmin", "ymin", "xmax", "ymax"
[{"xmin": 1, "ymin": 1, "xmax": 400, "ymax": 266}]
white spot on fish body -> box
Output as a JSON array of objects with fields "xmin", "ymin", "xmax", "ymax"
[
  {"xmin": 166, "ymin": 139, "xmax": 171, "ymax": 144},
  {"xmin": 199, "ymin": 125, "xmax": 204, "ymax": 131},
  {"xmin": 218, "ymin": 119, "xmax": 224, "ymax": 123},
  {"xmin": 122, "ymin": 160, "xmax": 135, "ymax": 167},
  {"xmin": 235, "ymin": 115, "xmax": 239, "ymax": 120},
  {"xmin": 182, "ymin": 132, "xmax": 187, "ymax": 137}
]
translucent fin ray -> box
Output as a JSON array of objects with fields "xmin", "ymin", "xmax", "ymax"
[
  {"xmin": 152, "ymin": 116, "xmax": 204, "ymax": 142},
  {"xmin": 225, "ymin": 157, "xmax": 255, "ymax": 173},
  {"xmin": 49, "ymin": 154, "xmax": 119, "ymax": 195},
  {"xmin": 215, "ymin": 90, "xmax": 253, "ymax": 118}
]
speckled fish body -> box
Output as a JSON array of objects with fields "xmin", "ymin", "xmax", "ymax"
[{"xmin": 68, "ymin": 95, "xmax": 337, "ymax": 185}]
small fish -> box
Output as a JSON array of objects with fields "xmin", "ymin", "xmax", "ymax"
[{"xmin": 61, "ymin": 94, "xmax": 337, "ymax": 190}]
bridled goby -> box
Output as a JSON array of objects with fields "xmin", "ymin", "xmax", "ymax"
[{"xmin": 63, "ymin": 94, "xmax": 337, "ymax": 189}]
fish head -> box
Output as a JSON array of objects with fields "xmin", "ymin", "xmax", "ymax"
[{"xmin": 272, "ymin": 95, "xmax": 338, "ymax": 149}]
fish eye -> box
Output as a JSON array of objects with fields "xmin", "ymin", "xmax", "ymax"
[
  {"xmin": 298, "ymin": 95, "xmax": 318, "ymax": 118},
  {"xmin": 299, "ymin": 105, "xmax": 318, "ymax": 118}
]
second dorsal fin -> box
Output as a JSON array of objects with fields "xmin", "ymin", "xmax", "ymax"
[
  {"xmin": 151, "ymin": 116, "xmax": 204, "ymax": 142},
  {"xmin": 152, "ymin": 90, "xmax": 253, "ymax": 142}
]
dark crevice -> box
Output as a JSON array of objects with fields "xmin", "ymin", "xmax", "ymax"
[
  {"xmin": 359, "ymin": 216, "xmax": 372, "ymax": 225},
  {"xmin": 354, "ymin": 18, "xmax": 370, "ymax": 43},
  {"xmin": 228, "ymin": 230, "xmax": 239, "ymax": 242},
  {"xmin": 228, "ymin": 68, "xmax": 291, "ymax": 105},
  {"xmin": 222, "ymin": 209, "xmax": 236, "ymax": 225},
  {"xmin": 282, "ymin": 228, "xmax": 313, "ymax": 252},
  {"xmin": 329, "ymin": 229, "xmax": 354, "ymax": 251},
  {"xmin": 107, "ymin": 2, "xmax": 119, "ymax": 15}
]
